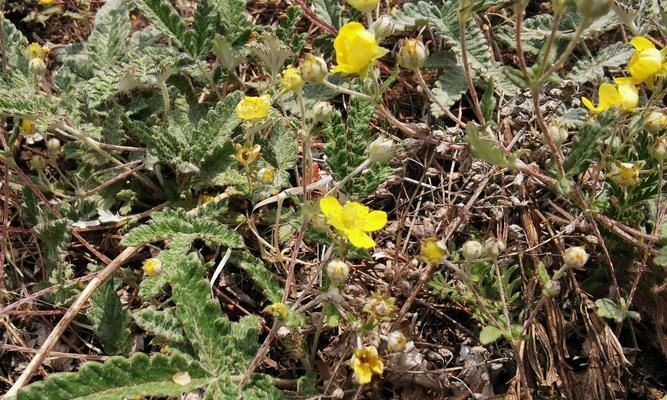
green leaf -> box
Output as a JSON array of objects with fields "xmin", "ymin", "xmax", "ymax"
[
  {"xmin": 191, "ymin": 0, "xmax": 216, "ymax": 58},
  {"xmin": 595, "ymin": 298, "xmax": 626, "ymax": 323},
  {"xmin": 121, "ymin": 209, "xmax": 244, "ymax": 249},
  {"xmin": 212, "ymin": 0, "xmax": 251, "ymax": 44},
  {"xmin": 16, "ymin": 353, "xmax": 213, "ymax": 400},
  {"xmin": 655, "ymin": 244, "xmax": 667, "ymax": 267},
  {"xmin": 312, "ymin": 0, "xmax": 341, "ymax": 29},
  {"xmin": 479, "ymin": 325, "xmax": 503, "ymax": 344},
  {"xmin": 231, "ymin": 252, "xmax": 284, "ymax": 303},
  {"xmin": 34, "ymin": 219, "xmax": 72, "ymax": 269},
  {"xmin": 430, "ymin": 61, "xmax": 468, "ymax": 118},
  {"xmin": 466, "ymin": 123, "xmax": 519, "ymax": 170},
  {"xmin": 480, "ymin": 83, "xmax": 496, "ymax": 122},
  {"xmin": 88, "ymin": 281, "xmax": 132, "ymax": 355},
  {"xmin": 134, "ymin": 307, "xmax": 187, "ymax": 343},
  {"xmin": 563, "ymin": 109, "xmax": 617, "ymax": 177},
  {"xmin": 86, "ymin": 0, "xmax": 131, "ymax": 69},
  {"xmin": 170, "ymin": 253, "xmax": 260, "ymax": 374},
  {"xmin": 566, "ymin": 42, "xmax": 634, "ymax": 85},
  {"xmin": 135, "ymin": 0, "xmax": 193, "ymax": 53},
  {"xmin": 191, "ymin": 91, "xmax": 243, "ymax": 163},
  {"xmin": 277, "ymin": 6, "xmax": 307, "ymax": 54},
  {"xmin": 0, "ymin": 16, "xmax": 29, "ymax": 74},
  {"xmin": 536, "ymin": 263, "xmax": 550, "ymax": 285}
]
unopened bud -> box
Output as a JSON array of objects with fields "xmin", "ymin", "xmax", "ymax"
[
  {"xmin": 563, "ymin": 246, "xmax": 589, "ymax": 269},
  {"xmin": 257, "ymin": 167, "xmax": 275, "ymax": 184},
  {"xmin": 312, "ymin": 101, "xmax": 334, "ymax": 124},
  {"xmin": 386, "ymin": 331, "xmax": 407, "ymax": 352},
  {"xmin": 542, "ymin": 280, "xmax": 561, "ymax": 297},
  {"xmin": 346, "ymin": 0, "xmax": 379, "ymax": 13},
  {"xmin": 143, "ymin": 258, "xmax": 163, "ymax": 277},
  {"xmin": 651, "ymin": 136, "xmax": 667, "ymax": 161},
  {"xmin": 461, "ymin": 240, "xmax": 483, "ymax": 260},
  {"xmin": 397, "ymin": 39, "xmax": 429, "ymax": 71},
  {"xmin": 367, "ymin": 136, "xmax": 394, "ymax": 164},
  {"xmin": 29, "ymin": 58, "xmax": 47, "ymax": 77},
  {"xmin": 373, "ymin": 15, "xmax": 395, "ymax": 40},
  {"xmin": 548, "ymin": 124, "xmax": 569, "ymax": 146},
  {"xmin": 301, "ymin": 54, "xmax": 328, "ymax": 84},
  {"xmin": 575, "ymin": 0, "xmax": 612, "ymax": 19},
  {"xmin": 311, "ymin": 212, "xmax": 330, "ymax": 233},
  {"xmin": 326, "ymin": 260, "xmax": 350, "ymax": 285},
  {"xmin": 483, "ymin": 238, "xmax": 506, "ymax": 259},
  {"xmin": 31, "ymin": 155, "xmax": 46, "ymax": 172},
  {"xmin": 281, "ymin": 65, "xmax": 304, "ymax": 93},
  {"xmin": 645, "ymin": 112, "xmax": 667, "ymax": 133},
  {"xmin": 47, "ymin": 138, "xmax": 60, "ymax": 158}
]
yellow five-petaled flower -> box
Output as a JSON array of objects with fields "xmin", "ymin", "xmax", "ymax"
[
  {"xmin": 235, "ymin": 95, "xmax": 271, "ymax": 121},
  {"xmin": 582, "ymin": 78, "xmax": 638, "ymax": 113},
  {"xmin": 349, "ymin": 346, "xmax": 384, "ymax": 384},
  {"xmin": 232, "ymin": 143, "xmax": 262, "ymax": 166},
  {"xmin": 332, "ymin": 22, "xmax": 388, "ymax": 77},
  {"xmin": 628, "ymin": 36, "xmax": 663, "ymax": 84},
  {"xmin": 319, "ymin": 196, "xmax": 387, "ymax": 248}
]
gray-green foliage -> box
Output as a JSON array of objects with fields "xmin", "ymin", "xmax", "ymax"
[
  {"xmin": 88, "ymin": 280, "xmax": 132, "ymax": 355},
  {"xmin": 563, "ymin": 109, "xmax": 618, "ymax": 177},
  {"xmin": 566, "ymin": 42, "xmax": 634, "ymax": 84},
  {"xmin": 323, "ymin": 98, "xmax": 393, "ymax": 198}
]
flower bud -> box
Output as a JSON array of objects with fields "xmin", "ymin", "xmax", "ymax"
[
  {"xmin": 347, "ymin": 0, "xmax": 379, "ymax": 13},
  {"xmin": 281, "ymin": 65, "xmax": 304, "ymax": 93},
  {"xmin": 651, "ymin": 136, "xmax": 667, "ymax": 161},
  {"xmin": 548, "ymin": 124, "xmax": 569, "ymax": 146},
  {"xmin": 373, "ymin": 15, "xmax": 395, "ymax": 40},
  {"xmin": 397, "ymin": 39, "xmax": 428, "ymax": 71},
  {"xmin": 265, "ymin": 302, "xmax": 289, "ymax": 319},
  {"xmin": 575, "ymin": 0, "xmax": 612, "ymax": 19},
  {"xmin": 386, "ymin": 331, "xmax": 407, "ymax": 352},
  {"xmin": 312, "ymin": 101, "xmax": 334, "ymax": 124},
  {"xmin": 47, "ymin": 138, "xmax": 60, "ymax": 158},
  {"xmin": 257, "ymin": 167, "xmax": 275, "ymax": 184},
  {"xmin": 367, "ymin": 136, "xmax": 394, "ymax": 164},
  {"xmin": 326, "ymin": 259, "xmax": 350, "ymax": 285},
  {"xmin": 483, "ymin": 238, "xmax": 506, "ymax": 259},
  {"xmin": 311, "ymin": 212, "xmax": 330, "ymax": 233},
  {"xmin": 142, "ymin": 258, "xmax": 163, "ymax": 277},
  {"xmin": 563, "ymin": 246, "xmax": 589, "ymax": 269},
  {"xmin": 542, "ymin": 280, "xmax": 561, "ymax": 297},
  {"xmin": 30, "ymin": 155, "xmax": 46, "ymax": 172},
  {"xmin": 29, "ymin": 58, "xmax": 47, "ymax": 78},
  {"xmin": 461, "ymin": 240, "xmax": 483, "ymax": 260},
  {"xmin": 301, "ymin": 54, "xmax": 328, "ymax": 84},
  {"xmin": 420, "ymin": 237, "xmax": 447, "ymax": 264},
  {"xmin": 645, "ymin": 111, "xmax": 667, "ymax": 133}
]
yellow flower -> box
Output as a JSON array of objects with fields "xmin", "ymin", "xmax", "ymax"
[
  {"xmin": 20, "ymin": 119, "xmax": 35, "ymax": 135},
  {"xmin": 581, "ymin": 80, "xmax": 637, "ymax": 113},
  {"xmin": 257, "ymin": 167, "xmax": 275, "ymax": 184},
  {"xmin": 319, "ymin": 196, "xmax": 387, "ymax": 248},
  {"xmin": 628, "ymin": 36, "xmax": 663, "ymax": 83},
  {"xmin": 420, "ymin": 237, "xmax": 447, "ymax": 264},
  {"xmin": 332, "ymin": 22, "xmax": 388, "ymax": 76},
  {"xmin": 347, "ymin": 0, "xmax": 379, "ymax": 13},
  {"xmin": 609, "ymin": 161, "xmax": 642, "ymax": 186},
  {"xmin": 265, "ymin": 302, "xmax": 289, "ymax": 319},
  {"xmin": 232, "ymin": 143, "xmax": 262, "ymax": 166},
  {"xmin": 38, "ymin": 0, "xmax": 54, "ymax": 4},
  {"xmin": 235, "ymin": 95, "xmax": 271, "ymax": 121},
  {"xmin": 281, "ymin": 66, "xmax": 304, "ymax": 93},
  {"xmin": 25, "ymin": 42, "xmax": 48, "ymax": 60},
  {"xmin": 142, "ymin": 258, "xmax": 163, "ymax": 277},
  {"xmin": 349, "ymin": 346, "xmax": 384, "ymax": 384}
]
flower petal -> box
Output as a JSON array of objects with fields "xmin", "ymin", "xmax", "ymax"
[
  {"xmin": 598, "ymin": 83, "xmax": 621, "ymax": 110},
  {"xmin": 320, "ymin": 196, "xmax": 346, "ymax": 231},
  {"xmin": 631, "ymin": 36, "xmax": 655, "ymax": 51},
  {"xmin": 346, "ymin": 229, "xmax": 375, "ymax": 248},
  {"xmin": 361, "ymin": 210, "xmax": 387, "ymax": 232},
  {"xmin": 581, "ymin": 97, "xmax": 597, "ymax": 112},
  {"xmin": 353, "ymin": 364, "xmax": 373, "ymax": 384}
]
